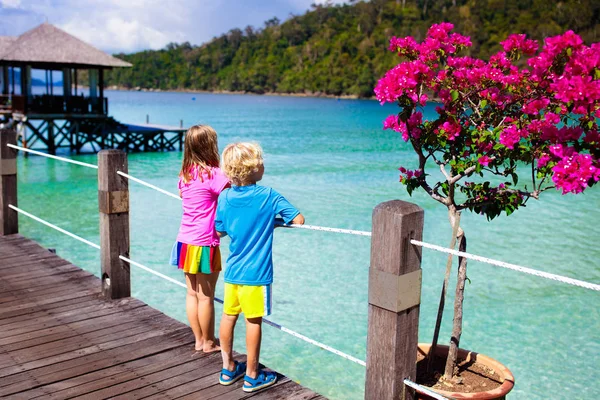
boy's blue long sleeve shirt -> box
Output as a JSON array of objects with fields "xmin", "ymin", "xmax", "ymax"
[{"xmin": 215, "ymin": 184, "xmax": 300, "ymax": 286}]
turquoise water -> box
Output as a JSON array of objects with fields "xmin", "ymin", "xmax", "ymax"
[{"xmin": 16, "ymin": 91, "xmax": 599, "ymax": 399}]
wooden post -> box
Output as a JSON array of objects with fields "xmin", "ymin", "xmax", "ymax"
[
  {"xmin": 0, "ymin": 128, "xmax": 18, "ymax": 235},
  {"xmin": 98, "ymin": 150, "xmax": 130, "ymax": 299},
  {"xmin": 47, "ymin": 119, "xmax": 56, "ymax": 155},
  {"xmin": 99, "ymin": 69, "xmax": 104, "ymax": 114},
  {"xmin": 146, "ymin": 114, "xmax": 149, "ymax": 124},
  {"xmin": 365, "ymin": 200, "xmax": 424, "ymax": 400}
]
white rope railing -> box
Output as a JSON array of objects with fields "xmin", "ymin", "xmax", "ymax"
[
  {"xmin": 119, "ymin": 254, "xmax": 367, "ymax": 366},
  {"xmin": 403, "ymin": 379, "xmax": 449, "ymax": 400},
  {"xmin": 277, "ymin": 222, "xmax": 371, "ymax": 237},
  {"xmin": 412, "ymin": 239, "xmax": 600, "ymax": 292},
  {"xmin": 8, "ymin": 141, "xmax": 597, "ymax": 291},
  {"xmin": 9, "ymin": 205, "xmax": 100, "ymax": 249},
  {"xmin": 118, "ymin": 171, "xmax": 372, "ymax": 236},
  {"xmin": 116, "ymin": 171, "xmax": 181, "ymax": 200},
  {"xmin": 8, "ymin": 144, "xmax": 98, "ymax": 169},
  {"xmin": 5, "ymin": 205, "xmax": 366, "ymax": 367},
  {"xmin": 119, "ymin": 171, "xmax": 600, "ymax": 292}
]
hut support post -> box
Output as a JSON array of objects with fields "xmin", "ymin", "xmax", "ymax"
[
  {"xmin": 0, "ymin": 128, "xmax": 18, "ymax": 235},
  {"xmin": 24, "ymin": 66, "xmax": 32, "ymax": 97},
  {"xmin": 99, "ymin": 69, "xmax": 104, "ymax": 114},
  {"xmin": 1, "ymin": 66, "xmax": 7, "ymax": 95},
  {"xmin": 63, "ymin": 68, "xmax": 71, "ymax": 97},
  {"xmin": 98, "ymin": 150, "xmax": 130, "ymax": 299},
  {"xmin": 365, "ymin": 200, "xmax": 424, "ymax": 400},
  {"xmin": 89, "ymin": 69, "xmax": 98, "ymax": 111}
]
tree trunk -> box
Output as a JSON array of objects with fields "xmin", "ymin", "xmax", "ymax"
[
  {"xmin": 428, "ymin": 208, "xmax": 461, "ymax": 372},
  {"xmin": 444, "ymin": 233, "xmax": 467, "ymax": 380}
]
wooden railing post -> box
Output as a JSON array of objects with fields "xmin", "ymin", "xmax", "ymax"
[
  {"xmin": 98, "ymin": 149, "xmax": 130, "ymax": 299},
  {"xmin": 0, "ymin": 127, "xmax": 18, "ymax": 235},
  {"xmin": 365, "ymin": 200, "xmax": 424, "ymax": 400}
]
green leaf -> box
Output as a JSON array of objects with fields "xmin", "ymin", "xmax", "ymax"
[
  {"xmin": 511, "ymin": 173, "xmax": 518, "ymax": 185},
  {"xmin": 451, "ymin": 90, "xmax": 459, "ymax": 101},
  {"xmin": 480, "ymin": 99, "xmax": 487, "ymax": 108}
]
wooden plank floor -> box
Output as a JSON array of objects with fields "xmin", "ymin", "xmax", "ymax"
[{"xmin": 0, "ymin": 235, "xmax": 325, "ymax": 400}]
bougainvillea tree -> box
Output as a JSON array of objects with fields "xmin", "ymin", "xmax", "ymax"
[{"xmin": 376, "ymin": 23, "xmax": 600, "ymax": 382}]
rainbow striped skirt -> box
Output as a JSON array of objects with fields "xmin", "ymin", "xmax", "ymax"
[{"xmin": 169, "ymin": 242, "xmax": 221, "ymax": 274}]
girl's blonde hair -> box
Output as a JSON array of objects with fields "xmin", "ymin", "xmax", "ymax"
[
  {"xmin": 221, "ymin": 142, "xmax": 263, "ymax": 186},
  {"xmin": 180, "ymin": 125, "xmax": 220, "ymax": 183}
]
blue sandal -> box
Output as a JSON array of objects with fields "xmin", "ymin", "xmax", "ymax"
[
  {"xmin": 242, "ymin": 370, "xmax": 278, "ymax": 393},
  {"xmin": 219, "ymin": 361, "xmax": 246, "ymax": 386}
]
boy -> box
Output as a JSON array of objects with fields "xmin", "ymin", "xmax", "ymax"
[{"xmin": 215, "ymin": 142, "xmax": 305, "ymax": 393}]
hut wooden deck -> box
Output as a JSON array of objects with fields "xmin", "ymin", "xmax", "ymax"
[{"xmin": 0, "ymin": 234, "xmax": 325, "ymax": 400}]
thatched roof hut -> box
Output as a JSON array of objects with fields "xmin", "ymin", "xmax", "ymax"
[
  {"xmin": 1, "ymin": 23, "xmax": 132, "ymax": 116},
  {"xmin": 0, "ymin": 23, "xmax": 131, "ymax": 69}
]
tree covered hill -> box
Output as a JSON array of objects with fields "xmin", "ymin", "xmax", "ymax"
[{"xmin": 106, "ymin": 0, "xmax": 600, "ymax": 98}]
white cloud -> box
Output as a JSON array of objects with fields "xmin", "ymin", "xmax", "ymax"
[
  {"xmin": 3, "ymin": 0, "xmax": 350, "ymax": 53},
  {"xmin": 59, "ymin": 16, "xmax": 185, "ymax": 53},
  {"xmin": 0, "ymin": 0, "xmax": 22, "ymax": 8}
]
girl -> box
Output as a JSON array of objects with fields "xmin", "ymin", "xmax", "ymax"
[{"xmin": 170, "ymin": 125, "xmax": 229, "ymax": 353}]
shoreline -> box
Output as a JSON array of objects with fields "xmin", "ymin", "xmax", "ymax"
[{"xmin": 105, "ymin": 85, "xmax": 370, "ymax": 101}]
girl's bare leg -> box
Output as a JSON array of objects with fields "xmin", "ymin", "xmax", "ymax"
[
  {"xmin": 196, "ymin": 271, "xmax": 221, "ymax": 352},
  {"xmin": 184, "ymin": 273, "xmax": 204, "ymax": 351}
]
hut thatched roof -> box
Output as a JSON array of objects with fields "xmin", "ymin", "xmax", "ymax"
[
  {"xmin": 0, "ymin": 23, "xmax": 131, "ymax": 68},
  {"xmin": 0, "ymin": 37, "xmax": 17, "ymax": 56}
]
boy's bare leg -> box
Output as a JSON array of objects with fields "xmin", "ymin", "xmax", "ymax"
[
  {"xmin": 184, "ymin": 273, "xmax": 203, "ymax": 351},
  {"xmin": 196, "ymin": 271, "xmax": 220, "ymax": 352},
  {"xmin": 220, "ymin": 313, "xmax": 239, "ymax": 371},
  {"xmin": 245, "ymin": 317, "xmax": 262, "ymax": 379}
]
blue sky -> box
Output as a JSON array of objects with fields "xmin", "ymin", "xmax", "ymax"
[{"xmin": 0, "ymin": 0, "xmax": 345, "ymax": 54}]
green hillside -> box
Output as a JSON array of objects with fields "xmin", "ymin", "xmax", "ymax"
[{"xmin": 106, "ymin": 0, "xmax": 600, "ymax": 98}]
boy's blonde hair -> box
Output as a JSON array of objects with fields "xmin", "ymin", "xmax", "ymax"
[
  {"xmin": 222, "ymin": 142, "xmax": 264, "ymax": 186},
  {"xmin": 180, "ymin": 125, "xmax": 220, "ymax": 183}
]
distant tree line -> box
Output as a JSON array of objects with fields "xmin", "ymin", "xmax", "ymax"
[{"xmin": 106, "ymin": 0, "xmax": 600, "ymax": 98}]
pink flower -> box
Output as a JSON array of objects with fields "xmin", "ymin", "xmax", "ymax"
[
  {"xmin": 398, "ymin": 167, "xmax": 423, "ymax": 183},
  {"xmin": 500, "ymin": 34, "xmax": 539, "ymax": 55},
  {"xmin": 552, "ymin": 153, "xmax": 600, "ymax": 194},
  {"xmin": 544, "ymin": 30, "xmax": 584, "ymax": 57},
  {"xmin": 374, "ymin": 60, "xmax": 431, "ymax": 104},
  {"xmin": 537, "ymin": 154, "xmax": 551, "ymax": 168},
  {"xmin": 427, "ymin": 22, "xmax": 454, "ymax": 40},
  {"xmin": 522, "ymin": 98, "xmax": 550, "ymax": 115},
  {"xmin": 548, "ymin": 144, "xmax": 575, "ymax": 159},
  {"xmin": 437, "ymin": 120, "xmax": 462, "ymax": 140},
  {"xmin": 478, "ymin": 155, "xmax": 492, "ymax": 166},
  {"xmin": 499, "ymin": 125, "xmax": 526, "ymax": 149},
  {"xmin": 389, "ymin": 36, "xmax": 418, "ymax": 56}
]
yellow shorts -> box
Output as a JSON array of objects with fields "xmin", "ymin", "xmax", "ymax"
[{"xmin": 223, "ymin": 283, "xmax": 272, "ymax": 319}]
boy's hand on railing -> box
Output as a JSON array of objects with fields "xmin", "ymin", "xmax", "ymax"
[
  {"xmin": 291, "ymin": 213, "xmax": 305, "ymax": 225},
  {"xmin": 275, "ymin": 214, "xmax": 305, "ymax": 229}
]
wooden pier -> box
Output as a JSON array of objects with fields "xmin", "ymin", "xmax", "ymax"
[
  {"xmin": 0, "ymin": 126, "xmax": 433, "ymax": 400},
  {"xmin": 0, "ymin": 234, "xmax": 324, "ymax": 399}
]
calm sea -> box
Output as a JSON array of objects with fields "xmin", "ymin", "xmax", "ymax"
[{"xmin": 16, "ymin": 90, "xmax": 600, "ymax": 399}]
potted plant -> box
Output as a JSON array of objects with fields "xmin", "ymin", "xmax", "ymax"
[{"xmin": 375, "ymin": 23, "xmax": 599, "ymax": 398}]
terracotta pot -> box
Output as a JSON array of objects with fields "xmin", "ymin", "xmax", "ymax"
[{"xmin": 414, "ymin": 343, "xmax": 515, "ymax": 400}]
